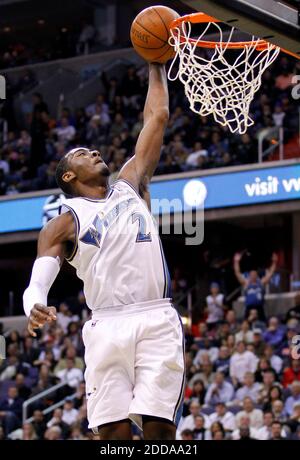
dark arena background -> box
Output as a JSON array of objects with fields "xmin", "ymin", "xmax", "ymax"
[{"xmin": 0, "ymin": 0, "xmax": 300, "ymax": 445}]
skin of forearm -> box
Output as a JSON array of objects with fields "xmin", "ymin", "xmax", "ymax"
[{"xmin": 144, "ymin": 63, "xmax": 169, "ymax": 117}]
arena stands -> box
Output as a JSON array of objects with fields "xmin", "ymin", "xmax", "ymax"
[
  {"xmin": 1, "ymin": 283, "xmax": 300, "ymax": 440},
  {"xmin": 0, "ymin": 54, "xmax": 299, "ymax": 196}
]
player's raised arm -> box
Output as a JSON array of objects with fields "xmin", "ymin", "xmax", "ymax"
[
  {"xmin": 118, "ymin": 63, "xmax": 169, "ymax": 207},
  {"xmin": 23, "ymin": 212, "xmax": 76, "ymax": 337}
]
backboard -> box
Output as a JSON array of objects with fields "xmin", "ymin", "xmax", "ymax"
[{"xmin": 181, "ymin": 0, "xmax": 300, "ymax": 58}]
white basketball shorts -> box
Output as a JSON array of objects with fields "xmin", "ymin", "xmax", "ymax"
[{"xmin": 82, "ymin": 299, "xmax": 185, "ymax": 432}]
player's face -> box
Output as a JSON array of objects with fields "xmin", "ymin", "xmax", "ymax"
[{"xmin": 67, "ymin": 148, "xmax": 110, "ymax": 182}]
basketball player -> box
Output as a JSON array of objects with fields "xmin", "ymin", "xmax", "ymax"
[{"xmin": 23, "ymin": 63, "xmax": 185, "ymax": 441}]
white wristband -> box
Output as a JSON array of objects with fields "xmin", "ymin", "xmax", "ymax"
[{"xmin": 23, "ymin": 256, "xmax": 60, "ymax": 317}]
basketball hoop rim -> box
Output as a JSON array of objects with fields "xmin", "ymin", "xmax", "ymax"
[{"xmin": 169, "ymin": 12, "xmax": 296, "ymax": 56}]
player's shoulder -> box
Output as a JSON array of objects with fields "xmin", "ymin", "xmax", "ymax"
[{"xmin": 39, "ymin": 210, "xmax": 74, "ymax": 240}]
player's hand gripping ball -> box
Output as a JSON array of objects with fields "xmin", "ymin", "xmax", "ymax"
[{"xmin": 130, "ymin": 5, "xmax": 180, "ymax": 64}]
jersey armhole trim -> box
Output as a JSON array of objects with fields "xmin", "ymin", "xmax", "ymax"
[
  {"xmin": 60, "ymin": 204, "xmax": 80, "ymax": 262},
  {"xmin": 113, "ymin": 178, "xmax": 142, "ymax": 199},
  {"xmin": 113, "ymin": 178, "xmax": 152, "ymax": 214}
]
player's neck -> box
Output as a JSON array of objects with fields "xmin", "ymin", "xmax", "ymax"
[{"xmin": 77, "ymin": 183, "xmax": 109, "ymax": 200}]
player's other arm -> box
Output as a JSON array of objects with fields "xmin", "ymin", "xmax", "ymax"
[
  {"xmin": 118, "ymin": 63, "xmax": 169, "ymax": 208},
  {"xmin": 23, "ymin": 212, "xmax": 75, "ymax": 337}
]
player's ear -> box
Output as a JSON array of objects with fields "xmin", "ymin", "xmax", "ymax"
[{"xmin": 62, "ymin": 170, "xmax": 76, "ymax": 183}]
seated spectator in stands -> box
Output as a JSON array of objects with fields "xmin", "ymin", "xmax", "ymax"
[
  {"xmin": 264, "ymin": 344, "xmax": 283, "ymax": 374},
  {"xmin": 269, "ymin": 421, "xmax": 286, "ymax": 440},
  {"xmin": 235, "ymin": 321, "xmax": 254, "ymax": 344},
  {"xmin": 285, "ymin": 401, "xmax": 300, "ymax": 435},
  {"xmin": 207, "ymin": 421, "xmax": 226, "ymax": 441},
  {"xmin": 86, "ymin": 115, "xmax": 108, "ymax": 146},
  {"xmin": 263, "ymin": 317, "xmax": 286, "ymax": 354},
  {"xmin": 263, "ymin": 385, "xmax": 283, "ymax": 412},
  {"xmin": 204, "ymin": 371, "xmax": 234, "ymax": 406},
  {"xmin": 284, "ymin": 381, "xmax": 300, "ymax": 417},
  {"xmin": 176, "ymin": 401, "xmax": 209, "ymax": 439},
  {"xmin": 233, "ymin": 252, "xmax": 278, "ymax": 321},
  {"xmin": 205, "ymin": 282, "xmax": 226, "ymax": 329},
  {"xmin": 54, "ymin": 117, "xmax": 76, "ymax": 145},
  {"xmin": 56, "ymin": 302, "xmax": 76, "ymax": 333},
  {"xmin": 234, "ymin": 372, "xmax": 261, "ymax": 404},
  {"xmin": 15, "ymin": 373, "xmax": 31, "ymax": 400},
  {"xmin": 208, "ymin": 402, "xmax": 236, "ymax": 433},
  {"xmin": 21, "ymin": 336, "xmax": 39, "ymax": 365},
  {"xmin": 187, "ymin": 379, "xmax": 206, "ymax": 406},
  {"xmin": 55, "ymin": 358, "xmax": 83, "ymax": 390},
  {"xmin": 273, "ymin": 104, "xmax": 286, "ymax": 127},
  {"xmin": 251, "ymin": 329, "xmax": 266, "ymax": 357},
  {"xmin": 255, "ymin": 357, "xmax": 274, "ymax": 383},
  {"xmin": 32, "ymin": 410, "xmax": 47, "ymax": 440},
  {"xmin": 189, "ymin": 357, "xmax": 215, "ymax": 389},
  {"xmin": 186, "ymin": 141, "xmax": 208, "ymax": 169},
  {"xmin": 54, "ymin": 346, "xmax": 84, "ymax": 374},
  {"xmin": 30, "ymin": 364, "xmax": 57, "ymax": 398},
  {"xmin": 225, "ymin": 310, "xmax": 239, "ymax": 334},
  {"xmin": 230, "ymin": 341, "xmax": 258, "ymax": 387},
  {"xmin": 272, "ymin": 399, "xmax": 288, "ymax": 423},
  {"xmin": 181, "ymin": 429, "xmax": 194, "ymax": 441},
  {"xmin": 22, "ymin": 422, "xmax": 38, "ymax": 440},
  {"xmin": 193, "ymin": 339, "xmax": 219, "ymax": 367},
  {"xmin": 192, "ymin": 415, "xmax": 208, "ymax": 440},
  {"xmin": 282, "ymin": 360, "xmax": 300, "ymax": 388},
  {"xmin": 109, "ymin": 113, "xmax": 128, "ymax": 139},
  {"xmin": 236, "ymin": 425, "xmax": 257, "ymax": 441},
  {"xmin": 247, "ymin": 309, "xmax": 266, "ymax": 331},
  {"xmin": 257, "ymin": 369, "xmax": 278, "ymax": 405},
  {"xmin": 255, "ymin": 411, "xmax": 274, "ymax": 440},
  {"xmin": 235, "ymin": 397, "xmax": 263, "ymax": 429},
  {"xmin": 44, "ymin": 425, "xmax": 63, "ymax": 441},
  {"xmin": 214, "ymin": 346, "xmax": 230, "ymax": 377},
  {"xmin": 0, "ymin": 386, "xmax": 23, "ymax": 436},
  {"xmin": 0, "ymin": 353, "xmax": 19, "ymax": 381},
  {"xmin": 62, "ymin": 398, "xmax": 78, "ymax": 426},
  {"xmin": 231, "ymin": 416, "xmax": 257, "ymax": 440},
  {"xmin": 46, "ymin": 408, "xmax": 70, "ymax": 439}
]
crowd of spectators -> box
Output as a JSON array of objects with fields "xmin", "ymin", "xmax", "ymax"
[
  {"xmin": 0, "ymin": 54, "xmax": 299, "ymax": 196},
  {"xmin": 1, "ymin": 283, "xmax": 300, "ymax": 441}
]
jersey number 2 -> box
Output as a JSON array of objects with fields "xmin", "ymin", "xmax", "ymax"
[{"xmin": 132, "ymin": 212, "xmax": 151, "ymax": 243}]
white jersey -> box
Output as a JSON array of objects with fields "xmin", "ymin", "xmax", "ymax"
[{"xmin": 60, "ymin": 179, "xmax": 171, "ymax": 312}]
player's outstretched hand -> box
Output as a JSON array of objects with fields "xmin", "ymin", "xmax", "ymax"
[{"xmin": 28, "ymin": 304, "xmax": 57, "ymax": 337}]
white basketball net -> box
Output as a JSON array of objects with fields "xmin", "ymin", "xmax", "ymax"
[{"xmin": 168, "ymin": 20, "xmax": 281, "ymax": 134}]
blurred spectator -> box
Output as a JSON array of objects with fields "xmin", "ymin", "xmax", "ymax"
[
  {"xmin": 205, "ymin": 282, "xmax": 226, "ymax": 328},
  {"xmin": 234, "ymin": 372, "xmax": 261, "ymax": 403},
  {"xmin": 0, "ymin": 386, "xmax": 23, "ymax": 436},
  {"xmin": 208, "ymin": 402, "xmax": 235, "ymax": 432},
  {"xmin": 235, "ymin": 397, "xmax": 264, "ymax": 429},
  {"xmin": 284, "ymin": 381, "xmax": 300, "ymax": 416},
  {"xmin": 233, "ymin": 252, "xmax": 278, "ymax": 321},
  {"xmin": 269, "ymin": 421, "xmax": 285, "ymax": 440},
  {"xmin": 55, "ymin": 357, "xmax": 83, "ymax": 389},
  {"xmin": 263, "ymin": 317, "xmax": 286, "ymax": 354},
  {"xmin": 282, "ymin": 360, "xmax": 300, "ymax": 388},
  {"xmin": 204, "ymin": 372, "xmax": 234, "ymax": 405},
  {"xmin": 229, "ymin": 341, "xmax": 258, "ymax": 386}
]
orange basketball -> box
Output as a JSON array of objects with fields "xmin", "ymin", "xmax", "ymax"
[{"xmin": 130, "ymin": 5, "xmax": 180, "ymax": 64}]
